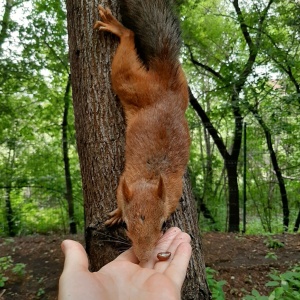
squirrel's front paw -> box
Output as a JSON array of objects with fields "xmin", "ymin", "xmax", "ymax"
[{"xmin": 104, "ymin": 208, "xmax": 123, "ymax": 226}]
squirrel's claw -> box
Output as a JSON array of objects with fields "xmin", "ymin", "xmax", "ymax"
[{"xmin": 105, "ymin": 208, "xmax": 123, "ymax": 226}]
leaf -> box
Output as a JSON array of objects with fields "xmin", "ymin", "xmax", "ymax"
[
  {"xmin": 269, "ymin": 274, "xmax": 281, "ymax": 281},
  {"xmin": 251, "ymin": 289, "xmax": 261, "ymax": 297},
  {"xmin": 265, "ymin": 281, "xmax": 280, "ymax": 287}
]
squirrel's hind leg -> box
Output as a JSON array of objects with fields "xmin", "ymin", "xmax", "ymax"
[{"xmin": 94, "ymin": 5, "xmax": 150, "ymax": 109}]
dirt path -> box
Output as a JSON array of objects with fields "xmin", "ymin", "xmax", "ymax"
[
  {"xmin": 203, "ymin": 233, "xmax": 300, "ymax": 298},
  {"xmin": 0, "ymin": 232, "xmax": 299, "ymax": 299}
]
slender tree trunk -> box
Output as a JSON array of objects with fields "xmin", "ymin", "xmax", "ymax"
[
  {"xmin": 225, "ymin": 159, "xmax": 240, "ymax": 232},
  {"xmin": 264, "ymin": 131, "xmax": 289, "ymax": 231},
  {"xmin": 62, "ymin": 74, "xmax": 77, "ymax": 234},
  {"xmin": 294, "ymin": 205, "xmax": 300, "ymax": 232},
  {"xmin": 204, "ymin": 127, "xmax": 213, "ymax": 193},
  {"xmin": 5, "ymin": 185, "xmax": 15, "ymax": 237},
  {"xmin": 200, "ymin": 203, "xmax": 217, "ymax": 225},
  {"xmin": 66, "ymin": 1, "xmax": 210, "ymax": 299},
  {"xmin": 0, "ymin": 0, "xmax": 14, "ymax": 51},
  {"xmin": 247, "ymin": 105, "xmax": 290, "ymax": 231},
  {"xmin": 189, "ymin": 90, "xmax": 241, "ymax": 232},
  {"xmin": 203, "ymin": 98, "xmax": 214, "ymax": 204}
]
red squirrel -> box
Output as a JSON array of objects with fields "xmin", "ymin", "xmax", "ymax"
[{"xmin": 94, "ymin": 0, "xmax": 190, "ymax": 263}]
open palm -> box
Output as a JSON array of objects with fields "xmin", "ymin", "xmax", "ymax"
[{"xmin": 58, "ymin": 227, "xmax": 191, "ymax": 300}]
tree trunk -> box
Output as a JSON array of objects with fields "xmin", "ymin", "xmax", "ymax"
[
  {"xmin": 66, "ymin": 0, "xmax": 125, "ymax": 267},
  {"xmin": 264, "ymin": 129, "xmax": 289, "ymax": 231},
  {"xmin": 225, "ymin": 159, "xmax": 240, "ymax": 232},
  {"xmin": 0, "ymin": 0, "xmax": 14, "ymax": 52},
  {"xmin": 226, "ymin": 104, "xmax": 243, "ymax": 233},
  {"xmin": 62, "ymin": 74, "xmax": 77, "ymax": 234},
  {"xmin": 5, "ymin": 185, "xmax": 15, "ymax": 237},
  {"xmin": 204, "ymin": 127, "xmax": 213, "ymax": 196},
  {"xmin": 247, "ymin": 105, "xmax": 290, "ymax": 231},
  {"xmin": 172, "ymin": 172, "xmax": 211, "ymax": 299},
  {"xmin": 294, "ymin": 205, "xmax": 300, "ymax": 232},
  {"xmin": 189, "ymin": 90, "xmax": 240, "ymax": 232},
  {"xmin": 66, "ymin": 1, "xmax": 210, "ymax": 299}
]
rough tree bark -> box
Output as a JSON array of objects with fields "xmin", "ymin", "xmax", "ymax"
[{"xmin": 66, "ymin": 0, "xmax": 210, "ymax": 299}]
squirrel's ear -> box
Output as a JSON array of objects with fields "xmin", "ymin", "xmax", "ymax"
[
  {"xmin": 157, "ymin": 176, "xmax": 166, "ymax": 201},
  {"xmin": 122, "ymin": 178, "xmax": 132, "ymax": 203}
]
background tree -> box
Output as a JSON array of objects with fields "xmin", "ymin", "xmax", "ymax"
[
  {"xmin": 181, "ymin": 0, "xmax": 275, "ymax": 232},
  {"xmin": 179, "ymin": 0, "xmax": 300, "ymax": 233},
  {"xmin": 0, "ymin": 0, "xmax": 82, "ymax": 235}
]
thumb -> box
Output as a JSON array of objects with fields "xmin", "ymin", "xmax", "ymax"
[{"xmin": 61, "ymin": 240, "xmax": 89, "ymax": 273}]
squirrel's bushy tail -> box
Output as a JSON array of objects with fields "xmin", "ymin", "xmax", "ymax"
[{"xmin": 120, "ymin": 0, "xmax": 181, "ymax": 67}]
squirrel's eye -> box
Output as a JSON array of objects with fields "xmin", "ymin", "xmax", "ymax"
[{"xmin": 140, "ymin": 215, "xmax": 145, "ymax": 222}]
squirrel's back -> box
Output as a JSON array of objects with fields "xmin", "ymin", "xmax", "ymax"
[{"xmin": 120, "ymin": 0, "xmax": 181, "ymax": 67}]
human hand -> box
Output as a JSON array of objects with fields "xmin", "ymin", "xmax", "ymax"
[{"xmin": 58, "ymin": 227, "xmax": 192, "ymax": 300}]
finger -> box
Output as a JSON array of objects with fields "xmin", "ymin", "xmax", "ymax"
[
  {"xmin": 157, "ymin": 227, "xmax": 183, "ymax": 249},
  {"xmin": 154, "ymin": 230, "xmax": 191, "ymax": 272},
  {"xmin": 139, "ymin": 227, "xmax": 181, "ymax": 269},
  {"xmin": 61, "ymin": 240, "xmax": 89, "ymax": 273},
  {"xmin": 114, "ymin": 247, "xmax": 139, "ymax": 264},
  {"xmin": 158, "ymin": 228, "xmax": 191, "ymax": 254},
  {"xmin": 164, "ymin": 242, "xmax": 192, "ymax": 288}
]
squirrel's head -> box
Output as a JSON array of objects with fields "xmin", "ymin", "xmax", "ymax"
[{"xmin": 120, "ymin": 176, "xmax": 168, "ymax": 263}]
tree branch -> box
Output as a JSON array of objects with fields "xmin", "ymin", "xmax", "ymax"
[
  {"xmin": 189, "ymin": 87, "xmax": 229, "ymax": 160},
  {"xmin": 185, "ymin": 44, "xmax": 225, "ymax": 82},
  {"xmin": 262, "ymin": 30, "xmax": 300, "ymax": 96},
  {"xmin": 232, "ymin": 0, "xmax": 254, "ymax": 51},
  {"xmin": 43, "ymin": 38, "xmax": 69, "ymax": 72},
  {"xmin": 232, "ymin": 0, "xmax": 274, "ymax": 93}
]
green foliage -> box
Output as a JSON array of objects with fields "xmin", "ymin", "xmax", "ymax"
[
  {"xmin": 243, "ymin": 266, "xmax": 300, "ymax": 300},
  {"xmin": 0, "ymin": 256, "xmax": 26, "ymax": 287},
  {"xmin": 0, "ymin": 256, "xmax": 12, "ymax": 287},
  {"xmin": 0, "ymin": 256, "xmax": 13, "ymax": 273},
  {"xmin": 0, "ymin": 275, "xmax": 8, "ymax": 288},
  {"xmin": 37, "ymin": 288, "xmax": 45, "ymax": 298},
  {"xmin": 36, "ymin": 277, "xmax": 46, "ymax": 298},
  {"xmin": 0, "ymin": 0, "xmax": 83, "ymax": 236},
  {"xmin": 206, "ymin": 267, "xmax": 226, "ymax": 300},
  {"xmin": 243, "ymin": 289, "xmax": 269, "ymax": 300},
  {"xmin": 264, "ymin": 236, "xmax": 284, "ymax": 250},
  {"xmin": 12, "ymin": 263, "xmax": 26, "ymax": 277},
  {"xmin": 264, "ymin": 252, "xmax": 277, "ymax": 261},
  {"xmin": 182, "ymin": 0, "xmax": 300, "ymax": 233}
]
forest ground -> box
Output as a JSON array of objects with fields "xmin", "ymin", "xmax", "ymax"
[{"xmin": 0, "ymin": 232, "xmax": 299, "ymax": 300}]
